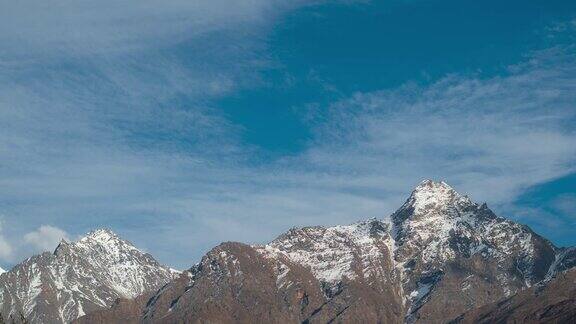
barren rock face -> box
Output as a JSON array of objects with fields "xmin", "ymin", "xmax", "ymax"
[
  {"xmin": 76, "ymin": 180, "xmax": 572, "ymax": 324},
  {"xmin": 0, "ymin": 229, "xmax": 177, "ymax": 324}
]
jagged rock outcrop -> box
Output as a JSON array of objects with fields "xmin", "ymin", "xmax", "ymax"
[
  {"xmin": 0, "ymin": 229, "xmax": 177, "ymax": 324},
  {"xmin": 76, "ymin": 180, "xmax": 573, "ymax": 324}
]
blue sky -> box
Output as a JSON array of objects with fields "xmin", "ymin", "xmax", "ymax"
[{"xmin": 0, "ymin": 0, "xmax": 575, "ymax": 269}]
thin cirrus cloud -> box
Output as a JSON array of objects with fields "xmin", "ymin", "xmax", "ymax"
[
  {"xmin": 0, "ymin": 0, "xmax": 316, "ymax": 265},
  {"xmin": 144, "ymin": 43, "xmax": 576, "ymax": 268},
  {"xmin": 0, "ymin": 0, "xmax": 278, "ymax": 57},
  {"xmin": 552, "ymin": 194, "xmax": 576, "ymax": 217},
  {"xmin": 304, "ymin": 46, "xmax": 576, "ymax": 206},
  {"xmin": 0, "ymin": 0, "xmax": 574, "ymax": 269}
]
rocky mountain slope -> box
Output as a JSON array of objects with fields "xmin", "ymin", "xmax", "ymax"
[
  {"xmin": 390, "ymin": 180, "xmax": 557, "ymax": 322},
  {"xmin": 452, "ymin": 267, "xmax": 576, "ymax": 323},
  {"xmin": 76, "ymin": 180, "xmax": 574, "ymax": 324},
  {"xmin": 0, "ymin": 229, "xmax": 177, "ymax": 324}
]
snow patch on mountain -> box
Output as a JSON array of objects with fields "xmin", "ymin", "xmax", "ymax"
[{"xmin": 257, "ymin": 219, "xmax": 392, "ymax": 284}]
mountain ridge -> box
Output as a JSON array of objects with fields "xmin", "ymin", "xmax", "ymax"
[
  {"xmin": 75, "ymin": 179, "xmax": 575, "ymax": 324},
  {"xmin": 2, "ymin": 179, "xmax": 574, "ymax": 323}
]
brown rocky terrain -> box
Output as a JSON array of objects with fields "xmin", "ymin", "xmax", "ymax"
[
  {"xmin": 451, "ymin": 267, "xmax": 576, "ymax": 323},
  {"xmin": 76, "ymin": 231, "xmax": 406, "ymax": 324},
  {"xmin": 72, "ymin": 180, "xmax": 576, "ymax": 324}
]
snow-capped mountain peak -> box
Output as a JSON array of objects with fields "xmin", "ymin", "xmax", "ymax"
[
  {"xmin": 74, "ymin": 228, "xmax": 140, "ymax": 258},
  {"xmin": 386, "ymin": 181, "xmax": 558, "ymax": 304},
  {"xmin": 0, "ymin": 228, "xmax": 177, "ymax": 324},
  {"xmin": 413, "ymin": 179, "xmax": 453, "ymax": 191},
  {"xmin": 406, "ymin": 179, "xmax": 473, "ymax": 214},
  {"xmin": 78, "ymin": 228, "xmax": 125, "ymax": 247},
  {"xmin": 82, "ymin": 228, "xmax": 117, "ymax": 240},
  {"xmin": 391, "ymin": 180, "xmax": 477, "ymax": 246}
]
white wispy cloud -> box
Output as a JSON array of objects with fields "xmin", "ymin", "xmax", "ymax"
[
  {"xmin": 0, "ymin": 0, "xmax": 312, "ymax": 266},
  {"xmin": 24, "ymin": 225, "xmax": 69, "ymax": 253},
  {"xmin": 0, "ymin": 0, "xmax": 278, "ymax": 58},
  {"xmin": 165, "ymin": 44, "xmax": 576, "ymax": 267},
  {"xmin": 0, "ymin": 221, "xmax": 13, "ymax": 261},
  {"xmin": 303, "ymin": 46, "xmax": 576, "ymax": 205},
  {"xmin": 0, "ymin": 1, "xmax": 574, "ymax": 269}
]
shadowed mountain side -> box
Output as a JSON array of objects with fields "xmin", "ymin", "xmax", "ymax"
[{"xmin": 451, "ymin": 267, "xmax": 576, "ymax": 324}]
